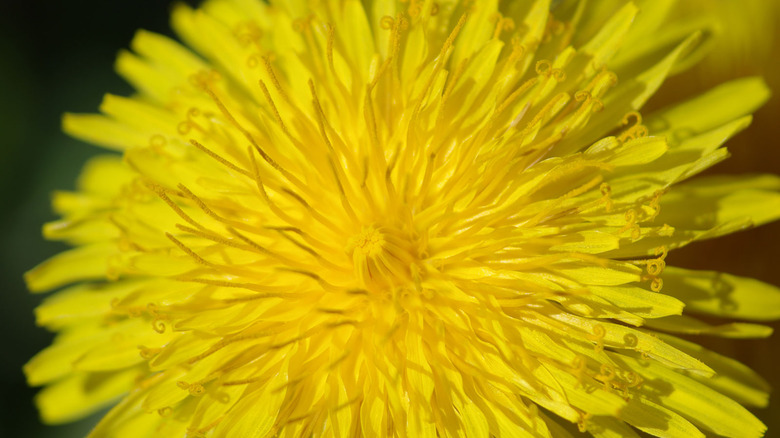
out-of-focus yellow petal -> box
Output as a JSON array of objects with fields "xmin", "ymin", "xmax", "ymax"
[
  {"xmin": 644, "ymin": 315, "xmax": 773, "ymax": 339},
  {"xmin": 36, "ymin": 368, "xmax": 141, "ymax": 425},
  {"xmin": 63, "ymin": 113, "xmax": 148, "ymax": 151},
  {"xmin": 25, "ymin": 243, "xmax": 117, "ymax": 293},
  {"xmin": 34, "ymin": 281, "xmax": 143, "ymax": 330},
  {"xmin": 129, "ymin": 29, "xmax": 206, "ymax": 78},
  {"xmin": 647, "ymin": 77, "xmax": 770, "ymax": 142},
  {"xmin": 660, "ymin": 334, "xmax": 771, "ymax": 408},
  {"xmin": 663, "ymin": 266, "xmax": 780, "ymax": 321},
  {"xmin": 658, "ymin": 175, "xmax": 780, "ymax": 230},
  {"xmin": 115, "ymin": 50, "xmax": 179, "ymax": 103},
  {"xmin": 76, "ymin": 155, "xmax": 134, "ymax": 194},
  {"xmin": 620, "ymin": 397, "xmax": 704, "ymax": 438},
  {"xmin": 611, "ymin": 352, "xmax": 766, "ymax": 438},
  {"xmin": 581, "ymin": 2, "xmax": 638, "ymax": 72}
]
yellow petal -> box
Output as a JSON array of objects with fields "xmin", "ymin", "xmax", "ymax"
[
  {"xmin": 614, "ymin": 0, "xmax": 714, "ymax": 76},
  {"xmin": 647, "ymin": 77, "xmax": 770, "ymax": 140},
  {"xmin": 619, "ymin": 397, "xmax": 704, "ymax": 438},
  {"xmin": 34, "ymin": 281, "xmax": 142, "ymax": 330},
  {"xmin": 63, "ymin": 113, "xmax": 148, "ymax": 151},
  {"xmin": 551, "ymin": 294, "xmax": 644, "ymax": 326},
  {"xmin": 459, "ymin": 402, "xmax": 490, "ymax": 438},
  {"xmin": 541, "ymin": 364, "xmax": 627, "ymax": 416},
  {"xmin": 115, "ymin": 50, "xmax": 178, "ymax": 103},
  {"xmin": 449, "ymin": 39, "xmax": 504, "ymax": 123},
  {"xmin": 602, "ymin": 116, "xmax": 752, "ymax": 204},
  {"xmin": 556, "ymin": 263, "xmax": 642, "ymax": 286},
  {"xmin": 659, "ymin": 334, "xmax": 770, "ymax": 408},
  {"xmin": 588, "ymin": 285, "xmax": 684, "ymax": 319},
  {"xmin": 43, "ymin": 217, "xmax": 119, "ymax": 245},
  {"xmin": 451, "ymin": 0, "xmax": 498, "ymax": 67},
  {"xmin": 643, "ymin": 315, "xmax": 773, "ymax": 339},
  {"xmin": 658, "ymin": 175, "xmax": 780, "ymax": 231},
  {"xmin": 538, "ymin": 410, "xmax": 575, "ymax": 438},
  {"xmin": 550, "ymin": 230, "xmax": 620, "ymax": 254},
  {"xmin": 89, "ymin": 387, "xmax": 162, "ymax": 437},
  {"xmin": 76, "ymin": 154, "xmax": 134, "ymax": 195},
  {"xmin": 610, "ymin": 352, "xmax": 766, "ymax": 438},
  {"xmin": 369, "ymin": 0, "xmax": 396, "ymax": 60},
  {"xmin": 606, "ymin": 136, "xmax": 668, "ymax": 167},
  {"xmin": 581, "ymin": 2, "xmax": 639, "ymax": 74},
  {"xmin": 341, "ymin": 0, "xmax": 374, "ymax": 84},
  {"xmin": 99, "ymin": 94, "xmax": 179, "ymax": 135},
  {"xmin": 663, "ymin": 266, "xmax": 780, "ymax": 321},
  {"xmin": 212, "ymin": 371, "xmax": 289, "ymax": 438},
  {"xmin": 547, "ymin": 312, "xmax": 713, "ymax": 375},
  {"xmin": 74, "ymin": 322, "xmax": 174, "ymax": 372},
  {"xmin": 25, "ymin": 243, "xmax": 117, "ymax": 293},
  {"xmin": 129, "ymin": 29, "xmax": 206, "ymax": 78},
  {"xmin": 51, "ymin": 191, "xmax": 111, "ymax": 216},
  {"xmin": 25, "ymin": 325, "xmax": 100, "ymax": 386},
  {"xmin": 36, "ymin": 368, "xmax": 140, "ymax": 424},
  {"xmin": 628, "ymin": 32, "xmax": 702, "ymax": 109},
  {"xmin": 587, "ymin": 416, "xmax": 641, "ymax": 438}
]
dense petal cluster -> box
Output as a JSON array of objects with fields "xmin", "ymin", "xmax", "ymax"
[{"xmin": 25, "ymin": 0, "xmax": 780, "ymax": 437}]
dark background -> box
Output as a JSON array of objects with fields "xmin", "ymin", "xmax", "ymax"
[
  {"xmin": 0, "ymin": 1, "xmax": 778, "ymax": 437},
  {"xmin": 0, "ymin": 2, "xmax": 194, "ymax": 436}
]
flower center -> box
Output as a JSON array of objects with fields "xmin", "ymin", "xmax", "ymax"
[{"xmin": 347, "ymin": 225, "xmax": 418, "ymax": 292}]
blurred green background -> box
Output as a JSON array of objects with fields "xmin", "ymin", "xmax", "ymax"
[
  {"xmin": 0, "ymin": 1, "xmax": 778, "ymax": 437},
  {"xmin": 0, "ymin": 1, "xmax": 193, "ymax": 435}
]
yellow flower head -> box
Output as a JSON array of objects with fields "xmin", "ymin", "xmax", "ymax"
[{"xmin": 25, "ymin": 0, "xmax": 780, "ymax": 437}]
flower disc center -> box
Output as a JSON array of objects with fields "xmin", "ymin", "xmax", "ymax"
[{"xmin": 347, "ymin": 225, "xmax": 418, "ymax": 291}]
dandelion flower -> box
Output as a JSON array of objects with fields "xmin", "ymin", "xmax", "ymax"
[{"xmin": 25, "ymin": 0, "xmax": 780, "ymax": 437}]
